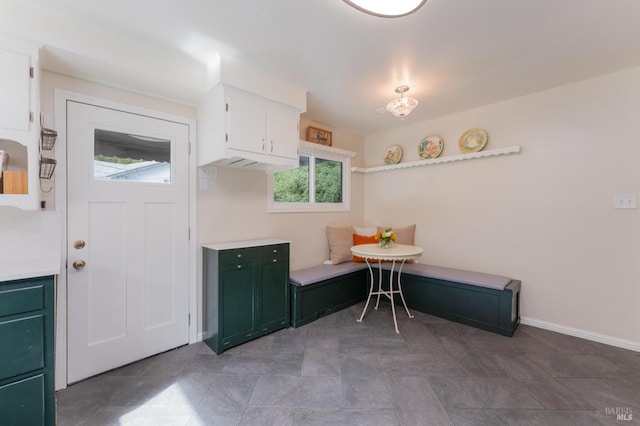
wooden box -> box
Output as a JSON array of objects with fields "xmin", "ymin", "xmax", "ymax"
[{"xmin": 2, "ymin": 170, "xmax": 28, "ymax": 194}]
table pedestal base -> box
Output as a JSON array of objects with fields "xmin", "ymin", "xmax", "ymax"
[{"xmin": 357, "ymin": 258, "xmax": 414, "ymax": 333}]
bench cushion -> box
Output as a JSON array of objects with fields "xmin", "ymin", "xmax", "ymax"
[
  {"xmin": 290, "ymin": 262, "xmax": 368, "ymax": 286},
  {"xmin": 379, "ymin": 263, "xmax": 512, "ymax": 290}
]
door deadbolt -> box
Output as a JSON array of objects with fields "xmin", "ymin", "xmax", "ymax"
[
  {"xmin": 73, "ymin": 240, "xmax": 86, "ymax": 249},
  {"xmin": 72, "ymin": 260, "xmax": 86, "ymax": 270}
]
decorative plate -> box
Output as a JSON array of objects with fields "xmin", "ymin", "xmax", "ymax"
[
  {"xmin": 418, "ymin": 135, "xmax": 444, "ymax": 159},
  {"xmin": 383, "ymin": 145, "xmax": 403, "ymax": 165},
  {"xmin": 459, "ymin": 128, "xmax": 488, "ymax": 153}
]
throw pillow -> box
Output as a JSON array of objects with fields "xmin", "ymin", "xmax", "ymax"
[
  {"xmin": 353, "ymin": 226, "xmax": 377, "ymax": 236},
  {"xmin": 352, "ymin": 234, "xmax": 378, "ymax": 262},
  {"xmin": 326, "ymin": 225, "xmax": 354, "ymax": 264},
  {"xmin": 377, "ymin": 224, "xmax": 416, "ymax": 245}
]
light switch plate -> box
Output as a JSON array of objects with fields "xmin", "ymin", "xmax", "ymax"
[
  {"xmin": 199, "ymin": 177, "xmax": 208, "ymax": 191},
  {"xmin": 614, "ymin": 194, "xmax": 637, "ymax": 209}
]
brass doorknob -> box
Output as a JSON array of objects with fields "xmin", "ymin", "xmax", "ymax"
[
  {"xmin": 72, "ymin": 260, "xmax": 86, "ymax": 270},
  {"xmin": 73, "ymin": 240, "xmax": 86, "ymax": 249}
]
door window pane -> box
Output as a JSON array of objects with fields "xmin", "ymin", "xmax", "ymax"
[{"xmin": 94, "ymin": 129, "xmax": 171, "ymax": 183}]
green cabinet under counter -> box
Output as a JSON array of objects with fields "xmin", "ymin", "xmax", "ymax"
[
  {"xmin": 0, "ymin": 276, "xmax": 55, "ymax": 426},
  {"xmin": 203, "ymin": 241, "xmax": 290, "ymax": 354}
]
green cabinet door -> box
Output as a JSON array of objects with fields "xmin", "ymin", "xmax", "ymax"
[
  {"xmin": 219, "ymin": 263, "xmax": 257, "ymax": 348},
  {"xmin": 258, "ymin": 258, "xmax": 289, "ymax": 332},
  {"xmin": 257, "ymin": 244, "xmax": 289, "ymax": 333}
]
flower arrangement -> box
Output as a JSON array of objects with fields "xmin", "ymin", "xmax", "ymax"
[{"xmin": 375, "ymin": 228, "xmax": 397, "ymax": 249}]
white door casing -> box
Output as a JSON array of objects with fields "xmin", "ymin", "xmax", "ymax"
[{"xmin": 66, "ymin": 100, "xmax": 191, "ymax": 383}]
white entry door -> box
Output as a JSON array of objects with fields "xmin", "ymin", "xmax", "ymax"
[{"xmin": 67, "ymin": 100, "xmax": 190, "ymax": 383}]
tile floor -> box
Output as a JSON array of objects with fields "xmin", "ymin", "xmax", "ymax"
[{"xmin": 56, "ymin": 303, "xmax": 640, "ymax": 425}]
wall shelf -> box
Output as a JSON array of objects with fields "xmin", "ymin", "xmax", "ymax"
[
  {"xmin": 351, "ymin": 146, "xmax": 520, "ymax": 173},
  {"xmin": 299, "ymin": 140, "xmax": 357, "ymax": 158}
]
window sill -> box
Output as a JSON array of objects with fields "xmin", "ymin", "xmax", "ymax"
[{"xmin": 299, "ymin": 140, "xmax": 357, "ymax": 158}]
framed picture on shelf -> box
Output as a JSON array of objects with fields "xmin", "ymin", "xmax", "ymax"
[{"xmin": 306, "ymin": 126, "xmax": 332, "ymax": 146}]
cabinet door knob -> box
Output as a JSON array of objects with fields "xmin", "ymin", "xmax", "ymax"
[
  {"xmin": 73, "ymin": 240, "xmax": 86, "ymax": 249},
  {"xmin": 273, "ymin": 249, "xmax": 277, "ymax": 253},
  {"xmin": 237, "ymin": 254, "xmax": 242, "ymax": 258},
  {"xmin": 237, "ymin": 265, "xmax": 242, "ymax": 269},
  {"xmin": 273, "ymin": 259, "xmax": 277, "ymax": 263},
  {"xmin": 73, "ymin": 260, "xmax": 86, "ymax": 270}
]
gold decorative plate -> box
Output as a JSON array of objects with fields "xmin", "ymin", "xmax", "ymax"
[
  {"xmin": 418, "ymin": 135, "xmax": 444, "ymax": 159},
  {"xmin": 383, "ymin": 145, "xmax": 403, "ymax": 165},
  {"xmin": 459, "ymin": 128, "xmax": 488, "ymax": 153}
]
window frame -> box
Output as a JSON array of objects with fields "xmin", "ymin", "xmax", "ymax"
[{"xmin": 268, "ymin": 142, "xmax": 355, "ymax": 213}]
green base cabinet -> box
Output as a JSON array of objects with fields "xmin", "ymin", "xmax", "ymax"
[
  {"xmin": 203, "ymin": 240, "xmax": 290, "ymax": 354},
  {"xmin": 290, "ymin": 270, "xmax": 368, "ymax": 328},
  {"xmin": 0, "ymin": 275, "xmax": 55, "ymax": 426}
]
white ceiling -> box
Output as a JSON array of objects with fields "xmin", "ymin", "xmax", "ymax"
[{"xmin": 3, "ymin": 0, "xmax": 640, "ymax": 135}]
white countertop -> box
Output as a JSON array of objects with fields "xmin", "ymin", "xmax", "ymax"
[
  {"xmin": 202, "ymin": 238, "xmax": 290, "ymax": 251},
  {"xmin": 0, "ymin": 210, "xmax": 62, "ymax": 282},
  {"xmin": 0, "ymin": 257, "xmax": 61, "ymax": 282}
]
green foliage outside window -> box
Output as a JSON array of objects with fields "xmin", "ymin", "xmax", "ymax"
[
  {"xmin": 315, "ymin": 159, "xmax": 342, "ymax": 203},
  {"xmin": 273, "ymin": 156, "xmax": 342, "ymax": 203},
  {"xmin": 273, "ymin": 164, "xmax": 309, "ymax": 202}
]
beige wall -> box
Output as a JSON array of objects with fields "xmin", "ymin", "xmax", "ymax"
[
  {"xmin": 197, "ymin": 118, "xmax": 365, "ymax": 271},
  {"xmin": 362, "ymin": 67, "xmax": 640, "ymax": 347},
  {"xmin": 41, "ymin": 67, "xmax": 639, "ymax": 349}
]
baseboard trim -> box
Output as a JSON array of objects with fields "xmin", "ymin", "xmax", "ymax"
[{"xmin": 520, "ymin": 317, "xmax": 640, "ymax": 353}]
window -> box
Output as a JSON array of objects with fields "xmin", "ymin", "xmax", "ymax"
[{"xmin": 268, "ymin": 142, "xmax": 354, "ymax": 212}]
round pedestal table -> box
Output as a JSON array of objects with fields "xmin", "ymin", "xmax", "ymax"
[{"xmin": 350, "ymin": 243, "xmax": 423, "ymax": 333}]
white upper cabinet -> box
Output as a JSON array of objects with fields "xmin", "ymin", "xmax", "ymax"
[
  {"xmin": 197, "ymin": 59, "xmax": 306, "ymax": 172},
  {"xmin": 226, "ymin": 90, "xmax": 269, "ymax": 155},
  {"xmin": 199, "ymin": 84, "xmax": 301, "ymax": 171},
  {"xmin": 0, "ymin": 34, "xmax": 41, "ymax": 211},
  {"xmin": 0, "ymin": 48, "xmax": 32, "ymax": 132},
  {"xmin": 227, "ymin": 90, "xmax": 299, "ymax": 161},
  {"xmin": 267, "ymin": 104, "xmax": 299, "ymax": 160}
]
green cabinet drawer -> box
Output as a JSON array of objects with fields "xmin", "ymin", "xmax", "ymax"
[
  {"xmin": 0, "ymin": 374, "xmax": 45, "ymax": 426},
  {"xmin": 0, "ymin": 314, "xmax": 44, "ymax": 381},
  {"xmin": 259, "ymin": 244, "xmax": 289, "ymax": 262},
  {"xmin": 0, "ymin": 283, "xmax": 43, "ymax": 317},
  {"xmin": 219, "ymin": 247, "xmax": 258, "ymax": 266}
]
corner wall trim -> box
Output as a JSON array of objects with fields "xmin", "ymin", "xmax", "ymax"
[{"xmin": 520, "ymin": 316, "xmax": 640, "ymax": 353}]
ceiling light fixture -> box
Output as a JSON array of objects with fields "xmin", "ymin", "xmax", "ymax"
[
  {"xmin": 343, "ymin": 0, "xmax": 427, "ymax": 18},
  {"xmin": 386, "ymin": 86, "xmax": 418, "ymax": 119}
]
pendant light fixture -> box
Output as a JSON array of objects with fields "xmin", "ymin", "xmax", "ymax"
[
  {"xmin": 386, "ymin": 86, "xmax": 418, "ymax": 119},
  {"xmin": 343, "ymin": 0, "xmax": 427, "ymax": 18}
]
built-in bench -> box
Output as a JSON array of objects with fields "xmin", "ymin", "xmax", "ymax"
[
  {"xmin": 290, "ymin": 261, "xmax": 521, "ymax": 336},
  {"xmin": 289, "ymin": 262, "xmax": 369, "ymax": 327}
]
